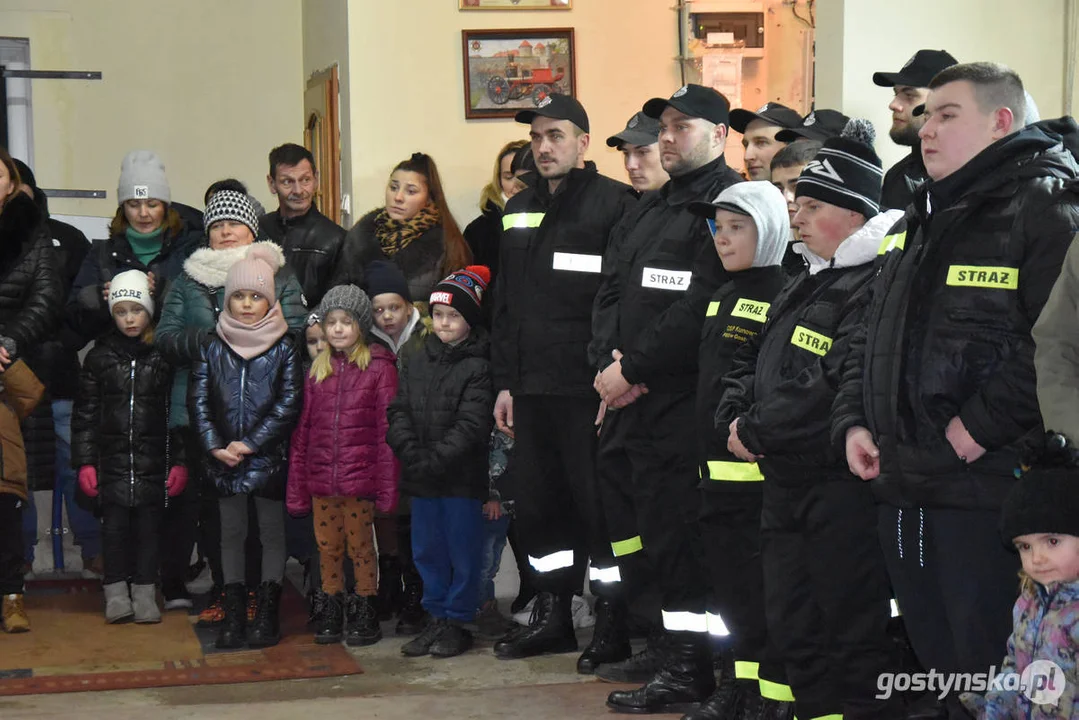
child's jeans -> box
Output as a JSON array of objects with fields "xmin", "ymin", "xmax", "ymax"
[
  {"xmin": 412, "ymin": 497, "xmax": 483, "ymax": 623},
  {"xmin": 478, "ymin": 512, "xmax": 510, "ymax": 607}
]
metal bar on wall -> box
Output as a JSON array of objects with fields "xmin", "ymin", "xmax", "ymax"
[
  {"xmin": 0, "ymin": 64, "xmax": 8, "ymax": 148},
  {"xmin": 41, "ymin": 189, "xmax": 107, "ymax": 199},
  {"xmin": 0, "ymin": 69, "xmax": 101, "ymax": 80}
]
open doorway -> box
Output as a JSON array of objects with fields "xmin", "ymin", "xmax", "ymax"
[{"xmin": 304, "ymin": 65, "xmax": 342, "ymax": 224}]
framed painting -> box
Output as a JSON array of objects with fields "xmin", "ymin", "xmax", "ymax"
[
  {"xmin": 460, "ymin": 0, "xmax": 571, "ymax": 9},
  {"xmin": 462, "ymin": 28, "xmax": 576, "ymax": 119}
]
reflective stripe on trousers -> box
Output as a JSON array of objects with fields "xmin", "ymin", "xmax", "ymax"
[{"xmin": 528, "ymin": 549, "xmax": 574, "ymax": 573}]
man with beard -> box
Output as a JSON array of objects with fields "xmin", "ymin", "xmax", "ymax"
[
  {"xmin": 589, "ymin": 85, "xmax": 743, "ymax": 713},
  {"xmin": 261, "ymin": 143, "xmax": 345, "ymax": 306},
  {"xmin": 490, "ymin": 94, "xmax": 637, "ymax": 661},
  {"xmin": 872, "ymin": 49, "xmax": 958, "ymax": 210}
]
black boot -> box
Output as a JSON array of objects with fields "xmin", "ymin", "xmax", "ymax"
[
  {"xmin": 595, "ymin": 630, "xmax": 667, "ymax": 683},
  {"xmin": 314, "ymin": 591, "xmax": 345, "ymax": 644},
  {"xmin": 346, "ymin": 594, "xmax": 383, "ymax": 647},
  {"xmin": 375, "ymin": 555, "xmax": 402, "ymax": 622},
  {"xmin": 247, "ymin": 581, "xmax": 283, "ymax": 647},
  {"xmin": 681, "ymin": 653, "xmax": 745, "ymax": 720},
  {"xmin": 430, "ymin": 619, "xmax": 474, "ymax": 658},
  {"xmin": 576, "ymin": 597, "xmax": 631, "ymax": 674},
  {"xmin": 493, "ymin": 592, "xmax": 578, "ymax": 660},
  {"xmin": 395, "ymin": 562, "xmax": 429, "ymax": 636},
  {"xmin": 215, "ymin": 583, "xmax": 247, "ymax": 649},
  {"xmin": 606, "ymin": 632, "xmax": 717, "ymax": 714},
  {"xmin": 741, "ymin": 695, "xmax": 794, "ymax": 720}
]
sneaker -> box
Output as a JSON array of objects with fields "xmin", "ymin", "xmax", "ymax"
[
  {"xmin": 511, "ymin": 596, "xmax": 536, "ymax": 626},
  {"xmin": 197, "ymin": 587, "xmax": 226, "ymax": 627},
  {"xmin": 474, "ymin": 600, "xmax": 515, "ymax": 641},
  {"xmin": 163, "ymin": 581, "xmax": 193, "ymax": 611},
  {"xmin": 430, "ymin": 620, "xmax": 473, "ymax": 658},
  {"xmin": 571, "ymin": 595, "xmax": 595, "ymax": 629},
  {"xmin": 1, "ymin": 594, "xmax": 30, "ymax": 633},
  {"xmin": 401, "ymin": 618, "xmax": 447, "ymax": 657}
]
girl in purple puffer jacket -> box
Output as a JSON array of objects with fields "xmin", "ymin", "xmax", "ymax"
[
  {"xmin": 287, "ymin": 285, "xmax": 399, "ymax": 647},
  {"xmin": 963, "ymin": 447, "xmax": 1079, "ymax": 719}
]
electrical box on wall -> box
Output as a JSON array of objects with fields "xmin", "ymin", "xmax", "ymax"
[{"xmin": 691, "ymin": 12, "xmax": 765, "ymax": 48}]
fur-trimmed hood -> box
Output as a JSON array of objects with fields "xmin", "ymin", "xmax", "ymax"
[
  {"xmin": 0, "ymin": 193, "xmax": 45, "ymax": 276},
  {"xmin": 182, "ymin": 240, "xmax": 286, "ymax": 289}
]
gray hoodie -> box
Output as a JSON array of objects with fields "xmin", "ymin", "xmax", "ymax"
[{"xmin": 709, "ymin": 181, "xmax": 791, "ymax": 268}]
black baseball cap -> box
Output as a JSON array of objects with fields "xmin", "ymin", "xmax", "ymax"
[
  {"xmin": 729, "ymin": 102, "xmax": 802, "ymax": 134},
  {"xmin": 643, "ymin": 84, "xmax": 730, "ymax": 126},
  {"xmin": 872, "ymin": 49, "xmax": 958, "ymax": 89},
  {"xmin": 606, "ymin": 111, "xmax": 662, "ymax": 148},
  {"xmin": 775, "ymin": 109, "xmax": 850, "ymax": 142},
  {"xmin": 515, "ymin": 93, "xmax": 589, "ymax": 133},
  {"xmin": 687, "ymin": 199, "xmax": 751, "ymax": 219}
]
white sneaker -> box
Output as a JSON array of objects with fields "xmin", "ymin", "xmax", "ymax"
[
  {"xmin": 511, "ymin": 597, "xmax": 536, "ymax": 626},
  {"xmin": 571, "ymin": 595, "xmax": 595, "ymax": 629}
]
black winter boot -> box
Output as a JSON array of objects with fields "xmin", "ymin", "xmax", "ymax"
[
  {"xmin": 314, "ymin": 592, "xmax": 345, "ymax": 644},
  {"xmin": 606, "ymin": 632, "xmax": 716, "ymax": 714},
  {"xmin": 247, "ymin": 581, "xmax": 283, "ymax": 647},
  {"xmin": 576, "ymin": 597, "xmax": 631, "ymax": 674},
  {"xmin": 493, "ymin": 592, "xmax": 578, "ymax": 660},
  {"xmin": 375, "ymin": 555, "xmax": 402, "ymax": 622},
  {"xmin": 346, "ymin": 594, "xmax": 383, "ymax": 647},
  {"xmin": 215, "ymin": 583, "xmax": 247, "ymax": 649},
  {"xmin": 395, "ymin": 563, "xmax": 429, "ymax": 636},
  {"xmin": 681, "ymin": 653, "xmax": 745, "ymax": 720},
  {"xmin": 741, "ymin": 695, "xmax": 794, "ymax": 720},
  {"xmin": 596, "ymin": 630, "xmax": 667, "ymax": 683}
]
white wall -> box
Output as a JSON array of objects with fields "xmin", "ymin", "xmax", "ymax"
[
  {"xmin": 0, "ymin": 0, "xmax": 304, "ymax": 220},
  {"xmin": 815, "ymin": 0, "xmax": 1068, "ymax": 169}
]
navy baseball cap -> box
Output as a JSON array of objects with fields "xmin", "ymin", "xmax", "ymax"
[
  {"xmin": 643, "ymin": 84, "xmax": 730, "ymax": 126},
  {"xmin": 515, "ymin": 93, "xmax": 589, "ymax": 133},
  {"xmin": 729, "ymin": 102, "xmax": 802, "ymax": 135}
]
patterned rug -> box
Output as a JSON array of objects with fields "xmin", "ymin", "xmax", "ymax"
[{"xmin": 0, "ymin": 578, "xmax": 362, "ymax": 695}]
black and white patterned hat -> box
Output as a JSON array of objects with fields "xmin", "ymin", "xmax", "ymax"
[{"xmin": 203, "ymin": 190, "xmax": 259, "ymax": 239}]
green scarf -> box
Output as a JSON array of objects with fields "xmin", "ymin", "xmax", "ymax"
[
  {"xmin": 374, "ymin": 203, "xmax": 440, "ymax": 257},
  {"xmin": 125, "ymin": 226, "xmax": 165, "ymax": 265}
]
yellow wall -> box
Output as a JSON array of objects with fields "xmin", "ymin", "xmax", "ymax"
[
  {"xmin": 815, "ymin": 0, "xmax": 1068, "ymax": 169},
  {"xmin": 345, "ymin": 0, "xmax": 682, "ymax": 227},
  {"xmin": 0, "ymin": 0, "xmax": 304, "ymax": 219}
]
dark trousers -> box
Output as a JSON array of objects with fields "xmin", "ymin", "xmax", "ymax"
[
  {"xmin": 0, "ymin": 495, "xmax": 24, "ymax": 595},
  {"xmin": 600, "ymin": 392, "xmax": 707, "ymax": 624},
  {"xmin": 509, "ymin": 395, "xmax": 613, "ymax": 595},
  {"xmin": 762, "ymin": 479, "xmax": 894, "ymax": 719},
  {"xmin": 411, "ymin": 497, "xmax": 483, "ymax": 622},
  {"xmin": 102, "ymin": 502, "xmax": 162, "ymax": 585},
  {"xmin": 878, "ymin": 505, "xmax": 1018, "ymax": 719},
  {"xmin": 699, "ymin": 489, "xmax": 785, "ymax": 687}
]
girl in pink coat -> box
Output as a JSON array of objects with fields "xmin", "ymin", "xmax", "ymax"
[{"xmin": 287, "ymin": 284, "xmax": 399, "ymax": 646}]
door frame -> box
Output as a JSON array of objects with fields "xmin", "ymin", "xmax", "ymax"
[{"xmin": 304, "ymin": 65, "xmax": 341, "ymax": 224}]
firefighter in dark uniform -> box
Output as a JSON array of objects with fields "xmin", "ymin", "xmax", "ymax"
[
  {"xmin": 718, "ymin": 122, "xmax": 904, "ymax": 720},
  {"xmin": 681, "ymin": 181, "xmax": 791, "ymax": 720},
  {"xmin": 589, "ymin": 85, "xmax": 742, "ymax": 712},
  {"xmin": 490, "ymin": 94, "xmax": 637, "ymax": 660}
]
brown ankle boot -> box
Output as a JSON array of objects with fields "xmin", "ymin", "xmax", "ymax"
[{"xmin": 2, "ymin": 594, "xmax": 30, "ymax": 633}]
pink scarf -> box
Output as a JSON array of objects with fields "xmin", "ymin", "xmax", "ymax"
[{"xmin": 216, "ymin": 302, "xmax": 289, "ymax": 360}]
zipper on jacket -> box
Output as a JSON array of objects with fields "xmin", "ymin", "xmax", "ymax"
[
  {"xmin": 332, "ymin": 356, "xmax": 342, "ymax": 488},
  {"xmin": 129, "ymin": 359, "xmax": 136, "ymax": 505},
  {"xmin": 239, "ymin": 362, "xmax": 247, "ymax": 437}
]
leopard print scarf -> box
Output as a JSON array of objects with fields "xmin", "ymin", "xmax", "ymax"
[{"xmin": 374, "ymin": 203, "xmax": 441, "ymax": 257}]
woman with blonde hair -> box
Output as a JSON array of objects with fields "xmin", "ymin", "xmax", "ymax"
[{"xmin": 464, "ymin": 140, "xmax": 528, "ymax": 279}]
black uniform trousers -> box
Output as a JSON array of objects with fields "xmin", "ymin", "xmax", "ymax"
[
  {"xmin": 509, "ymin": 394, "xmax": 613, "ymax": 595},
  {"xmin": 878, "ymin": 504, "xmax": 1018, "ymax": 720},
  {"xmin": 761, "ymin": 478, "xmax": 895, "ymax": 720},
  {"xmin": 103, "ymin": 502, "xmax": 163, "ymax": 585},
  {"xmin": 0, "ymin": 495, "xmax": 25, "ymax": 595},
  {"xmin": 600, "ymin": 391, "xmax": 707, "ymax": 627},
  {"xmin": 699, "ymin": 489, "xmax": 785, "ymax": 688}
]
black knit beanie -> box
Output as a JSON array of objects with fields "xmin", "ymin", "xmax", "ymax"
[
  {"xmin": 365, "ymin": 260, "xmax": 412, "ymax": 304},
  {"xmin": 1000, "ymin": 466, "xmax": 1079, "ymax": 544},
  {"xmin": 795, "ymin": 118, "xmax": 883, "ymax": 219}
]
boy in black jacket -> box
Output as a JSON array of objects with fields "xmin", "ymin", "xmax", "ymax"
[
  {"xmin": 717, "ymin": 121, "xmax": 905, "ymax": 720},
  {"xmin": 387, "ymin": 266, "xmax": 495, "ymax": 659}
]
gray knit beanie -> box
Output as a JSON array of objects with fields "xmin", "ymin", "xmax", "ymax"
[
  {"xmin": 204, "ymin": 190, "xmax": 260, "ymax": 239},
  {"xmin": 317, "ymin": 284, "xmax": 373, "ymax": 333},
  {"xmin": 117, "ymin": 150, "xmax": 171, "ymax": 204}
]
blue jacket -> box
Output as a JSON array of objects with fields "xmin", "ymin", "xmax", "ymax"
[{"xmin": 189, "ymin": 332, "xmax": 303, "ymax": 500}]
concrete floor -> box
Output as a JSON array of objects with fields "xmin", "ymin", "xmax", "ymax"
[{"xmin": 14, "ymin": 498, "xmax": 627, "ymax": 720}]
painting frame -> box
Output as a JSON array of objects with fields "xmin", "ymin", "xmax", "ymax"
[
  {"xmin": 459, "ymin": 0, "xmax": 571, "ymax": 10},
  {"xmin": 462, "ymin": 28, "xmax": 576, "ymax": 120}
]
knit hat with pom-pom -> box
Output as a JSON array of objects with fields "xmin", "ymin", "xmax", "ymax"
[
  {"xmin": 795, "ymin": 118, "xmax": 883, "ymax": 219},
  {"xmin": 429, "ymin": 265, "xmax": 491, "ymax": 330},
  {"xmin": 224, "ymin": 244, "xmax": 278, "ymax": 300}
]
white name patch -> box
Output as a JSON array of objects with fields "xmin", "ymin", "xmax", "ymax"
[
  {"xmin": 552, "ymin": 252, "xmax": 602, "ymax": 274},
  {"xmin": 641, "ymin": 268, "xmax": 691, "ymax": 291}
]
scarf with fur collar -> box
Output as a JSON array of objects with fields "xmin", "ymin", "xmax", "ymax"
[{"xmin": 183, "ymin": 241, "xmax": 285, "ymax": 289}]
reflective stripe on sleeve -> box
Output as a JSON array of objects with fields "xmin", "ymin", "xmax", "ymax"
[
  {"xmin": 611, "ymin": 535, "xmax": 643, "ymax": 557},
  {"xmin": 706, "ymin": 460, "xmax": 764, "ymax": 482},
  {"xmin": 588, "ymin": 564, "xmax": 622, "ymax": 583},
  {"xmin": 706, "ymin": 612, "xmax": 730, "ymax": 636},
  {"xmin": 502, "ymin": 212, "xmax": 546, "ymax": 230},
  {"xmin": 759, "ymin": 678, "xmax": 796, "ymax": 702},
  {"xmin": 734, "ymin": 661, "xmax": 760, "ymax": 681}
]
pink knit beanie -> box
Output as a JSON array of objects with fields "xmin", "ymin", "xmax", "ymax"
[{"xmin": 224, "ymin": 245, "xmax": 277, "ymax": 299}]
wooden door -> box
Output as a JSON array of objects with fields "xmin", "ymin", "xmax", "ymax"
[{"xmin": 304, "ymin": 66, "xmax": 342, "ymax": 224}]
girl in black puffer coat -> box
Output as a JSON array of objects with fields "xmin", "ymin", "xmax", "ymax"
[
  {"xmin": 189, "ymin": 247, "xmax": 303, "ymax": 650},
  {"xmin": 72, "ymin": 271, "xmax": 187, "ymax": 625}
]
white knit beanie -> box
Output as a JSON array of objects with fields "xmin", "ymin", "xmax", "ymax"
[
  {"xmin": 108, "ymin": 270, "xmax": 154, "ymax": 315},
  {"xmin": 117, "ymin": 150, "xmax": 171, "ymax": 204}
]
